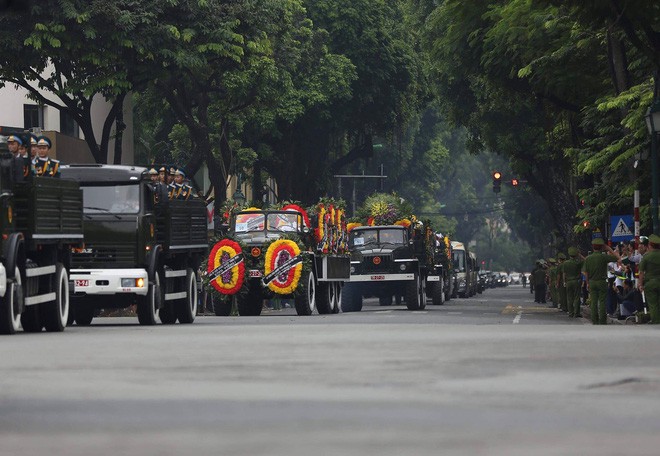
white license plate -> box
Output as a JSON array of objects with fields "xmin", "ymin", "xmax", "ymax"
[
  {"xmin": 249, "ymin": 270, "xmax": 263, "ymax": 278},
  {"xmin": 75, "ymin": 279, "xmax": 89, "ymax": 287}
]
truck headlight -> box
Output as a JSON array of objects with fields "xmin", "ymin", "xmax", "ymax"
[
  {"xmin": 399, "ymin": 263, "xmax": 407, "ymax": 271},
  {"xmin": 350, "ymin": 266, "xmax": 356, "ymax": 274},
  {"xmin": 122, "ymin": 278, "xmax": 145, "ymax": 288}
]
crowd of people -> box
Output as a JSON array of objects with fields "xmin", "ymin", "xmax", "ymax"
[
  {"xmin": 7, "ymin": 133, "xmax": 61, "ymax": 178},
  {"xmin": 529, "ymin": 235, "xmax": 660, "ymax": 325},
  {"xmin": 148, "ymin": 164, "xmax": 196, "ymax": 201}
]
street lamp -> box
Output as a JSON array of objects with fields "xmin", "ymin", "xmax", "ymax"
[
  {"xmin": 232, "ymin": 173, "xmax": 246, "ymax": 206},
  {"xmin": 645, "ymin": 97, "xmax": 660, "ymax": 235}
]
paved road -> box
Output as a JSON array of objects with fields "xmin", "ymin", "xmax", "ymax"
[{"xmin": 2, "ymin": 285, "xmax": 660, "ymax": 456}]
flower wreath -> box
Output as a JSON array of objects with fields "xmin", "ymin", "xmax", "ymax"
[
  {"xmin": 256, "ymin": 235, "xmax": 311, "ymax": 296},
  {"xmin": 202, "ymin": 237, "xmax": 249, "ymax": 301}
]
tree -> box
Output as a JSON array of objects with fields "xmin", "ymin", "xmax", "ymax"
[{"xmin": 0, "ymin": 0, "xmax": 163, "ymax": 163}]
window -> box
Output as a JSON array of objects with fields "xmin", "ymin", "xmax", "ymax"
[
  {"xmin": 24, "ymin": 104, "xmax": 43, "ymax": 129},
  {"xmin": 59, "ymin": 109, "xmax": 79, "ymax": 137},
  {"xmin": 81, "ymin": 184, "xmax": 141, "ymax": 214}
]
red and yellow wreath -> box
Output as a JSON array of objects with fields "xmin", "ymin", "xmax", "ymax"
[
  {"xmin": 207, "ymin": 239, "xmax": 246, "ymax": 295},
  {"xmin": 281, "ymin": 204, "xmax": 310, "ymax": 228},
  {"xmin": 262, "ymin": 239, "xmax": 304, "ymax": 295}
]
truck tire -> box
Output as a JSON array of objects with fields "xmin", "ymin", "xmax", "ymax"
[
  {"xmin": 237, "ymin": 287, "xmax": 262, "ymax": 316},
  {"xmin": 138, "ymin": 270, "xmax": 161, "ymax": 325},
  {"xmin": 42, "ymin": 263, "xmax": 69, "ymax": 332},
  {"xmin": 331, "ymin": 283, "xmax": 341, "ymax": 314},
  {"xmin": 294, "ymin": 270, "xmax": 316, "ymax": 316},
  {"xmin": 379, "ymin": 295, "xmax": 393, "ymax": 306},
  {"xmin": 175, "ymin": 268, "xmax": 197, "ymax": 324},
  {"xmin": 405, "ymin": 274, "xmax": 426, "ymax": 311},
  {"xmin": 316, "ymin": 282, "xmax": 332, "ymax": 314},
  {"xmin": 212, "ymin": 296, "xmax": 232, "ymax": 316},
  {"xmin": 340, "ymin": 283, "xmax": 362, "ymax": 312},
  {"xmin": 431, "ymin": 281, "xmax": 445, "ymax": 306},
  {"xmin": 0, "ymin": 266, "xmax": 23, "ymax": 335}
]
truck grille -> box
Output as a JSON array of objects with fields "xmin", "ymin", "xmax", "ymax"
[
  {"xmin": 72, "ymin": 242, "xmax": 136, "ymax": 267},
  {"xmin": 362, "ymin": 255, "xmax": 392, "ymax": 273}
]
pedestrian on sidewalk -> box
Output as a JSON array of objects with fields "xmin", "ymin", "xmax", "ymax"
[
  {"xmin": 532, "ymin": 260, "xmax": 547, "ymax": 304},
  {"xmin": 638, "ymin": 234, "xmax": 660, "ymax": 324},
  {"xmin": 562, "ymin": 247, "xmax": 584, "ymax": 318},
  {"xmin": 582, "ymin": 238, "xmax": 620, "ymax": 325}
]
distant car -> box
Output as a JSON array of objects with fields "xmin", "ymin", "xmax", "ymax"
[
  {"xmin": 509, "ymin": 272, "xmax": 522, "ymax": 284},
  {"xmin": 497, "ymin": 272, "xmax": 509, "ymax": 287}
]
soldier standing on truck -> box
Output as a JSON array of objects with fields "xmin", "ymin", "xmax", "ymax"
[
  {"xmin": 33, "ymin": 136, "xmax": 60, "ymax": 177},
  {"xmin": 7, "ymin": 134, "xmax": 26, "ymax": 181}
]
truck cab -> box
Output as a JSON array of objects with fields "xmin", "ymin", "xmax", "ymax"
[{"xmin": 61, "ymin": 164, "xmax": 207, "ymax": 326}]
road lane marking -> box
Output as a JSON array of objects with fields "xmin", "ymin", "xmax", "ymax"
[
  {"xmin": 447, "ymin": 312, "xmax": 463, "ymax": 315},
  {"xmin": 412, "ymin": 311, "xmax": 428, "ymax": 314},
  {"xmin": 513, "ymin": 311, "xmax": 522, "ymax": 324},
  {"xmin": 374, "ymin": 310, "xmax": 393, "ymax": 314}
]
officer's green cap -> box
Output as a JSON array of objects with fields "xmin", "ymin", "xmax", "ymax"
[
  {"xmin": 148, "ymin": 168, "xmax": 157, "ymax": 175},
  {"xmin": 591, "ymin": 238, "xmax": 605, "ymax": 246},
  {"xmin": 557, "ymin": 252, "xmax": 566, "ymax": 260},
  {"xmin": 568, "ymin": 247, "xmax": 578, "ymax": 257},
  {"xmin": 649, "ymin": 234, "xmax": 660, "ymax": 245}
]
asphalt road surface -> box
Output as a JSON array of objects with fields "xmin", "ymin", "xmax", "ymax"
[{"xmin": 2, "ymin": 285, "xmax": 660, "ymax": 456}]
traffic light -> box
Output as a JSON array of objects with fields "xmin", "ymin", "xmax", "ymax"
[
  {"xmin": 511, "ymin": 178, "xmax": 519, "ymax": 187},
  {"xmin": 492, "ymin": 171, "xmax": 502, "ymax": 193}
]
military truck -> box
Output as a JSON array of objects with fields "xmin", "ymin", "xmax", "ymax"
[
  {"xmin": 60, "ymin": 165, "xmax": 207, "ymax": 325},
  {"xmin": 426, "ymin": 233, "xmax": 454, "ymax": 305},
  {"xmin": 208, "ymin": 204, "xmax": 350, "ymax": 316},
  {"xmin": 0, "ymin": 134, "xmax": 84, "ymax": 335},
  {"xmin": 340, "ymin": 224, "xmax": 429, "ymax": 312}
]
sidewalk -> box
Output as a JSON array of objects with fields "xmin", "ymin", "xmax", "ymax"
[{"xmin": 580, "ymin": 303, "xmax": 639, "ymax": 325}]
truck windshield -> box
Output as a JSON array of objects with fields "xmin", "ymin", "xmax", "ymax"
[
  {"xmin": 234, "ymin": 212, "xmax": 302, "ymax": 233},
  {"xmin": 235, "ymin": 213, "xmax": 266, "ymax": 232},
  {"xmin": 453, "ymin": 250, "xmax": 466, "ymax": 272},
  {"xmin": 82, "ymin": 184, "xmax": 140, "ymax": 214},
  {"xmin": 350, "ymin": 228, "xmax": 405, "ymax": 247}
]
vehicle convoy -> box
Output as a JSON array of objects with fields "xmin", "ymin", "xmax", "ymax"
[
  {"xmin": 206, "ymin": 202, "xmax": 350, "ymax": 316},
  {"xmin": 60, "ymin": 165, "xmax": 207, "ymax": 326},
  {"xmin": 0, "ymin": 133, "xmax": 84, "ymax": 335},
  {"xmin": 341, "ymin": 221, "xmax": 432, "ymax": 312}
]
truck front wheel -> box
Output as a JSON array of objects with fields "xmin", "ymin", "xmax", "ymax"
[
  {"xmin": 138, "ymin": 270, "xmax": 161, "ymax": 325},
  {"xmin": 175, "ymin": 268, "xmax": 197, "ymax": 324},
  {"xmin": 0, "ymin": 266, "xmax": 23, "ymax": 335},
  {"xmin": 294, "ymin": 270, "xmax": 316, "ymax": 316},
  {"xmin": 340, "ymin": 283, "xmax": 362, "ymax": 312},
  {"xmin": 212, "ymin": 296, "xmax": 232, "ymax": 316},
  {"xmin": 43, "ymin": 263, "xmax": 69, "ymax": 332},
  {"xmin": 431, "ymin": 281, "xmax": 445, "ymax": 306},
  {"xmin": 316, "ymin": 282, "xmax": 332, "ymax": 314},
  {"xmin": 406, "ymin": 274, "xmax": 426, "ymax": 311}
]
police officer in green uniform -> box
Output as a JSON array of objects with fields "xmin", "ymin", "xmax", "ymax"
[
  {"xmin": 638, "ymin": 234, "xmax": 660, "ymax": 324},
  {"xmin": 532, "ymin": 261, "xmax": 547, "ymax": 303},
  {"xmin": 32, "ymin": 136, "xmax": 60, "ymax": 177},
  {"xmin": 562, "ymin": 247, "xmax": 583, "ymax": 318},
  {"xmin": 582, "ymin": 238, "xmax": 619, "ymax": 324},
  {"xmin": 556, "ymin": 253, "xmax": 568, "ymax": 312},
  {"xmin": 547, "ymin": 258, "xmax": 557, "ymax": 307}
]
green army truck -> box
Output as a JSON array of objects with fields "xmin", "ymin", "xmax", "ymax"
[
  {"xmin": 60, "ymin": 165, "xmax": 207, "ymax": 326},
  {"xmin": 0, "ymin": 135, "xmax": 84, "ymax": 335},
  {"xmin": 340, "ymin": 224, "xmax": 429, "ymax": 312},
  {"xmin": 209, "ymin": 206, "xmax": 350, "ymax": 316}
]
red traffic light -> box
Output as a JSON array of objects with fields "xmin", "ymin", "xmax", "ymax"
[
  {"xmin": 492, "ymin": 171, "xmax": 502, "ymax": 180},
  {"xmin": 582, "ymin": 220, "xmax": 590, "ymax": 228},
  {"xmin": 511, "ymin": 179, "xmax": 519, "ymax": 186}
]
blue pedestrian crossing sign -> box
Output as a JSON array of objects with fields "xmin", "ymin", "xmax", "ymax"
[{"xmin": 610, "ymin": 215, "xmax": 634, "ymax": 242}]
